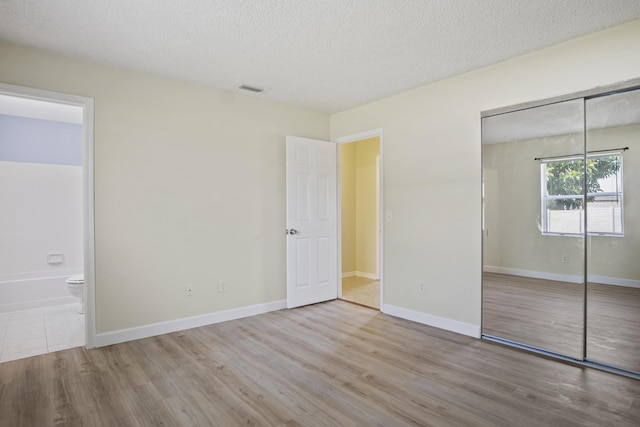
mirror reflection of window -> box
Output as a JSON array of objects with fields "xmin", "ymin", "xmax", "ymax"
[{"xmin": 541, "ymin": 153, "xmax": 624, "ymax": 236}]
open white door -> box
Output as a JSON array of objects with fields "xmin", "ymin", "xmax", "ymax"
[{"xmin": 286, "ymin": 136, "xmax": 337, "ymax": 308}]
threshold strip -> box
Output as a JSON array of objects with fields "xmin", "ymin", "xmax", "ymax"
[{"xmin": 481, "ymin": 334, "xmax": 640, "ymax": 380}]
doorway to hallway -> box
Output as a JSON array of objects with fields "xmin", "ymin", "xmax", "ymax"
[{"xmin": 337, "ymin": 134, "xmax": 381, "ymax": 309}]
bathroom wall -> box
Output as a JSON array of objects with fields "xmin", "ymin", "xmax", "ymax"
[{"xmin": 0, "ymin": 113, "xmax": 83, "ymax": 312}]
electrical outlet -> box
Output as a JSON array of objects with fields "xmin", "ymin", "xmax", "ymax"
[
  {"xmin": 219, "ymin": 280, "xmax": 227, "ymax": 293},
  {"xmin": 184, "ymin": 285, "xmax": 194, "ymax": 297},
  {"xmin": 562, "ymin": 255, "xmax": 569, "ymax": 263},
  {"xmin": 418, "ymin": 280, "xmax": 426, "ymax": 292}
]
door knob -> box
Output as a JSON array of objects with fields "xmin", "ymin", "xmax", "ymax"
[{"xmin": 287, "ymin": 228, "xmax": 298, "ymax": 235}]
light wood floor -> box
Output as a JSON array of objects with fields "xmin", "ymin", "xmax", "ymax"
[
  {"xmin": 1, "ymin": 300, "xmax": 640, "ymax": 426},
  {"xmin": 483, "ymin": 272, "xmax": 640, "ymax": 373},
  {"xmin": 341, "ymin": 275, "xmax": 380, "ymax": 309},
  {"xmin": 586, "ymin": 281, "xmax": 640, "ymax": 371}
]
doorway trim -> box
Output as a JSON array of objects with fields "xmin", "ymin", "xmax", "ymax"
[
  {"xmin": 0, "ymin": 82, "xmax": 96, "ymax": 348},
  {"xmin": 333, "ymin": 128, "xmax": 384, "ymax": 309}
]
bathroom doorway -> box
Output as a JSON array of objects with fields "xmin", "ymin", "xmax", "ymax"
[
  {"xmin": 337, "ymin": 133, "xmax": 382, "ymax": 309},
  {"xmin": 0, "ymin": 83, "xmax": 95, "ymax": 362}
]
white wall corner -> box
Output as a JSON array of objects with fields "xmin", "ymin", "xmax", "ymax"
[
  {"xmin": 381, "ymin": 304, "xmax": 481, "ymax": 338},
  {"xmin": 95, "ymin": 299, "xmax": 286, "ymax": 347}
]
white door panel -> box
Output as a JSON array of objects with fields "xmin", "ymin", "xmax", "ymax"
[{"xmin": 286, "ymin": 136, "xmax": 337, "ymax": 308}]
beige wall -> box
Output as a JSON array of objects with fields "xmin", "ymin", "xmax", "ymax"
[
  {"xmin": 355, "ymin": 137, "xmax": 380, "ymax": 276},
  {"xmin": 340, "ymin": 137, "xmax": 380, "ymax": 277},
  {"xmin": 483, "ymin": 135, "xmax": 584, "ymax": 278},
  {"xmin": 331, "ymin": 19, "xmax": 640, "ymax": 326},
  {"xmin": 0, "ymin": 41, "xmax": 329, "ymax": 333},
  {"xmin": 588, "ymin": 125, "xmax": 640, "ymax": 282},
  {"xmin": 340, "ymin": 142, "xmax": 356, "ymax": 273}
]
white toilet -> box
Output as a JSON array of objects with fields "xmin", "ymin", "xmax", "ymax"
[{"xmin": 66, "ymin": 274, "xmax": 85, "ymax": 314}]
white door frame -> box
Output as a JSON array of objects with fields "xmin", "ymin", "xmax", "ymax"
[
  {"xmin": 333, "ymin": 128, "xmax": 384, "ymax": 309},
  {"xmin": 0, "ymin": 82, "xmax": 96, "ymax": 348}
]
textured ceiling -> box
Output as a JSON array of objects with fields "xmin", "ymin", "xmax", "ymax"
[
  {"xmin": 483, "ymin": 90, "xmax": 640, "ymax": 145},
  {"xmin": 1, "ymin": 1, "xmax": 639, "ymax": 113}
]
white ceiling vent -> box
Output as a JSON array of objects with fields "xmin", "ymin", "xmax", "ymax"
[{"xmin": 238, "ymin": 85, "xmax": 265, "ymax": 94}]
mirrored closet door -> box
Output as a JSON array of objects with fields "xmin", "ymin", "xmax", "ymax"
[
  {"xmin": 585, "ymin": 89, "xmax": 640, "ymax": 374},
  {"xmin": 482, "ymin": 99, "xmax": 586, "ymax": 359},
  {"xmin": 482, "ymin": 82, "xmax": 640, "ymax": 376}
]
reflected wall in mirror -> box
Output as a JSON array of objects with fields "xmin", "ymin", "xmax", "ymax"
[
  {"xmin": 482, "ymin": 99, "xmax": 585, "ymax": 359},
  {"xmin": 586, "ymin": 89, "xmax": 640, "ymax": 373}
]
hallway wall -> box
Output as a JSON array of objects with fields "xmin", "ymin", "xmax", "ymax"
[{"xmin": 340, "ymin": 137, "xmax": 379, "ymax": 278}]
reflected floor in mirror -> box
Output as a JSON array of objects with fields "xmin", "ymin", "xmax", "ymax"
[
  {"xmin": 483, "ymin": 272, "xmax": 640, "ymax": 373},
  {"xmin": 587, "ymin": 282, "xmax": 640, "ymax": 372},
  {"xmin": 341, "ymin": 276, "xmax": 380, "ymax": 309}
]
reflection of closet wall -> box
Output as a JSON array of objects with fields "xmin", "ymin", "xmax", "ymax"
[
  {"xmin": 483, "ymin": 124, "xmax": 639, "ymax": 284},
  {"xmin": 588, "ymin": 124, "xmax": 639, "ymax": 283},
  {"xmin": 341, "ymin": 137, "xmax": 380, "ymax": 278}
]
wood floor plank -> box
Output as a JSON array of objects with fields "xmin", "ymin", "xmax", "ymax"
[
  {"xmin": 1, "ymin": 300, "xmax": 639, "ymax": 426},
  {"xmin": 0, "ymin": 355, "xmax": 53, "ymax": 427}
]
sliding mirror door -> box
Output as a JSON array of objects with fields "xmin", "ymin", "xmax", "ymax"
[
  {"xmin": 586, "ymin": 89, "xmax": 640, "ymax": 374},
  {"xmin": 482, "ymin": 99, "xmax": 585, "ymax": 358}
]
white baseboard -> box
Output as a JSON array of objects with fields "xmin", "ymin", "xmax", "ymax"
[
  {"xmin": 483, "ymin": 266, "xmax": 582, "ymax": 283},
  {"xmin": 484, "ymin": 265, "xmax": 640, "ymax": 289},
  {"xmin": 588, "ymin": 274, "xmax": 640, "ymax": 289},
  {"xmin": 0, "ymin": 296, "xmax": 78, "ymax": 313},
  {"xmin": 382, "ymin": 304, "xmax": 481, "ymax": 338},
  {"xmin": 95, "ymin": 299, "xmax": 286, "ymax": 348},
  {"xmin": 342, "ymin": 271, "xmax": 379, "ymax": 280},
  {"xmin": 355, "ymin": 271, "xmax": 379, "ymax": 280}
]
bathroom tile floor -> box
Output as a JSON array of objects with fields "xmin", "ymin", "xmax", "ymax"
[{"xmin": 0, "ymin": 304, "xmax": 84, "ymax": 363}]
